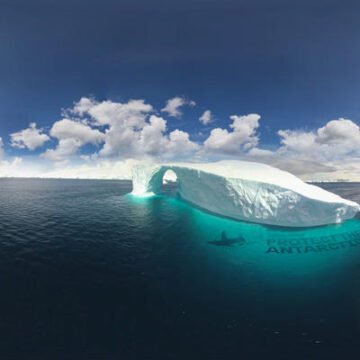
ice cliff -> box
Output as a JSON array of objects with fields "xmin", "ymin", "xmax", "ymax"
[{"xmin": 131, "ymin": 161, "xmax": 360, "ymax": 227}]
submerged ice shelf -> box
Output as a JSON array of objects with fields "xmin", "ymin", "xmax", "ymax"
[{"xmin": 131, "ymin": 161, "xmax": 360, "ymax": 227}]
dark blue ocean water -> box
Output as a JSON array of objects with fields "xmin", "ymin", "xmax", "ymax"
[{"xmin": 0, "ymin": 179, "xmax": 360, "ymax": 359}]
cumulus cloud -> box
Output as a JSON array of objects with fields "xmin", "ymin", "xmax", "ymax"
[
  {"xmin": 10, "ymin": 123, "xmax": 50, "ymax": 150},
  {"xmin": 137, "ymin": 116, "xmax": 198, "ymax": 158},
  {"xmin": 161, "ymin": 96, "xmax": 196, "ymax": 118},
  {"xmin": 75, "ymin": 98, "xmax": 153, "ymax": 128},
  {"xmin": 199, "ymin": 110, "xmax": 212, "ymax": 125},
  {"xmin": 138, "ymin": 115, "xmax": 168, "ymax": 156},
  {"xmin": 204, "ymin": 114, "xmax": 260, "ymax": 154},
  {"xmin": 317, "ymin": 118, "xmax": 360, "ymax": 148},
  {"xmin": 277, "ymin": 118, "xmax": 360, "ymax": 161},
  {"xmin": 166, "ymin": 129, "xmax": 199, "ymax": 156},
  {"xmin": 65, "ymin": 97, "xmax": 199, "ymax": 160},
  {"xmin": 36, "ymin": 97, "xmax": 199, "ymax": 165},
  {"xmin": 43, "ymin": 119, "xmax": 105, "ymax": 163},
  {"xmin": 70, "ymin": 96, "xmax": 96, "ymax": 116},
  {"xmin": 239, "ymin": 118, "xmax": 360, "ymax": 180},
  {"xmin": 50, "ymin": 119, "xmax": 105, "ymax": 145},
  {"xmin": 86, "ymin": 99, "xmax": 154, "ymax": 157},
  {"xmin": 6, "ymin": 95, "xmax": 360, "ymax": 181},
  {"xmin": 200, "ymin": 117, "xmax": 360, "ymax": 180}
]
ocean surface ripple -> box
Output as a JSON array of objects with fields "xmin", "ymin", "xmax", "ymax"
[{"xmin": 0, "ymin": 179, "xmax": 359, "ymax": 359}]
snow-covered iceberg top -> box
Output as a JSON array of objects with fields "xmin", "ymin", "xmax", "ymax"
[{"xmin": 131, "ymin": 160, "xmax": 360, "ymax": 227}]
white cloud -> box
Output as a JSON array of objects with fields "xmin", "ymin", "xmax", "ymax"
[
  {"xmin": 139, "ymin": 115, "xmax": 168, "ymax": 156},
  {"xmin": 43, "ymin": 118, "xmax": 105, "ymax": 163},
  {"xmin": 317, "ymin": 118, "xmax": 360, "ymax": 148},
  {"xmin": 43, "ymin": 139, "xmax": 83, "ymax": 164},
  {"xmin": 68, "ymin": 98, "xmax": 199, "ymax": 160},
  {"xmin": 204, "ymin": 114, "xmax": 260, "ymax": 154},
  {"xmin": 0, "ymin": 138, "xmax": 22, "ymax": 178},
  {"xmin": 277, "ymin": 118, "xmax": 360, "ymax": 161},
  {"xmin": 71, "ymin": 96, "xmax": 96, "ymax": 116},
  {"xmin": 0, "ymin": 157, "xmax": 23, "ymax": 177},
  {"xmin": 278, "ymin": 130, "xmax": 316, "ymax": 153},
  {"xmin": 240, "ymin": 118, "xmax": 360, "ymax": 180},
  {"xmin": 161, "ymin": 96, "xmax": 195, "ymax": 118},
  {"xmin": 40, "ymin": 158, "xmax": 140, "ymax": 180},
  {"xmin": 0, "ymin": 138, "xmax": 4, "ymax": 159},
  {"xmin": 10, "ymin": 123, "xmax": 50, "ymax": 150},
  {"xmin": 204, "ymin": 117, "xmax": 360, "ymax": 180},
  {"xmin": 6, "ymin": 95, "xmax": 360, "ymax": 181},
  {"xmin": 72, "ymin": 98, "xmax": 154, "ymax": 157},
  {"xmin": 166, "ymin": 129, "xmax": 199, "ymax": 156},
  {"xmin": 247, "ymin": 147, "xmax": 274, "ymax": 157},
  {"xmin": 199, "ymin": 110, "xmax": 212, "ymax": 125},
  {"xmin": 79, "ymin": 98, "xmax": 153, "ymax": 128},
  {"xmin": 50, "ymin": 119, "xmax": 105, "ymax": 145},
  {"xmin": 136, "ymin": 116, "xmax": 199, "ymax": 157}
]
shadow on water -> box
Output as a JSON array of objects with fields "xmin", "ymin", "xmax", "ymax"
[{"xmin": 208, "ymin": 231, "xmax": 246, "ymax": 247}]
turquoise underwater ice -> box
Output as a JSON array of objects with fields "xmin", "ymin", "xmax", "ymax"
[{"xmin": 128, "ymin": 189, "xmax": 360, "ymax": 280}]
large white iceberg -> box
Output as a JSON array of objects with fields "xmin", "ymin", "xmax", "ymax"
[{"xmin": 131, "ymin": 161, "xmax": 360, "ymax": 227}]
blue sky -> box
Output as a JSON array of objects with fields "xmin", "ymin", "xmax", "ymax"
[{"xmin": 1, "ymin": 0, "xmax": 360, "ymax": 179}]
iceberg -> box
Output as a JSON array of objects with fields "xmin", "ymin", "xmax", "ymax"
[{"xmin": 131, "ymin": 161, "xmax": 360, "ymax": 227}]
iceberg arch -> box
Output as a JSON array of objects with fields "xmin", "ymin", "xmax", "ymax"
[
  {"xmin": 131, "ymin": 161, "xmax": 360, "ymax": 227},
  {"xmin": 162, "ymin": 169, "xmax": 178, "ymax": 184}
]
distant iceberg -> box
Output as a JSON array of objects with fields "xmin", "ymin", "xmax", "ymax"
[{"xmin": 132, "ymin": 161, "xmax": 360, "ymax": 227}]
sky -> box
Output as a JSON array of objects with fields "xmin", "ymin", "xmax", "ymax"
[{"xmin": 1, "ymin": 0, "xmax": 360, "ymax": 180}]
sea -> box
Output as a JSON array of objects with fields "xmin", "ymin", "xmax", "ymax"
[{"xmin": 0, "ymin": 179, "xmax": 359, "ymax": 359}]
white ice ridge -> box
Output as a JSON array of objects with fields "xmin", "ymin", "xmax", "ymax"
[{"xmin": 131, "ymin": 161, "xmax": 360, "ymax": 227}]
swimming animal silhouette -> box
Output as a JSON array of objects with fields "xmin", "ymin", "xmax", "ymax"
[{"xmin": 208, "ymin": 231, "xmax": 246, "ymax": 247}]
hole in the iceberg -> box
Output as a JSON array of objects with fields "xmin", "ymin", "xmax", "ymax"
[{"xmin": 161, "ymin": 169, "xmax": 179, "ymax": 194}]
